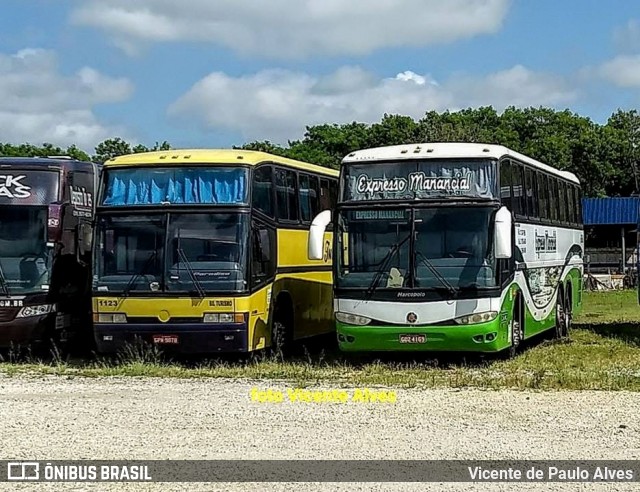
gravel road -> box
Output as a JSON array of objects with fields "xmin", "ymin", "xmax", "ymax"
[{"xmin": 0, "ymin": 375, "xmax": 639, "ymax": 491}]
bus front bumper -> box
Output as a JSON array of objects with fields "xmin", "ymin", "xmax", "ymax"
[
  {"xmin": 0, "ymin": 314, "xmax": 55, "ymax": 348},
  {"xmin": 94, "ymin": 322, "xmax": 248, "ymax": 354},
  {"xmin": 336, "ymin": 319, "xmax": 509, "ymax": 353}
]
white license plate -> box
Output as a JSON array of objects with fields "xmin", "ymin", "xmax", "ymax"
[{"xmin": 399, "ymin": 334, "xmax": 426, "ymax": 344}]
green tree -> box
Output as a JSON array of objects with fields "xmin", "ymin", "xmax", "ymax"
[
  {"xmin": 601, "ymin": 109, "xmax": 640, "ymax": 196},
  {"xmin": 93, "ymin": 137, "xmax": 132, "ymax": 163},
  {"xmin": 93, "ymin": 138, "xmax": 172, "ymax": 163},
  {"xmin": 0, "ymin": 142, "xmax": 91, "ymax": 161}
]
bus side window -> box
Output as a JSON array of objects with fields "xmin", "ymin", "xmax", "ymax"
[
  {"xmin": 558, "ymin": 181, "xmax": 567, "ymax": 223},
  {"xmin": 511, "ymin": 162, "xmax": 524, "ymax": 216},
  {"xmin": 537, "ymin": 173, "xmax": 548, "ymax": 220},
  {"xmin": 549, "ymin": 178, "xmax": 559, "ymax": 222},
  {"xmin": 275, "ymin": 168, "xmax": 298, "ymax": 222},
  {"xmin": 252, "ymin": 166, "xmax": 273, "ymax": 217},
  {"xmin": 309, "ymin": 176, "xmax": 320, "ymax": 217},
  {"xmin": 567, "ymin": 185, "xmax": 575, "ymax": 225},
  {"xmin": 500, "ymin": 161, "xmax": 513, "ymax": 211},
  {"xmin": 319, "ymin": 179, "xmax": 331, "ymax": 210},
  {"xmin": 298, "ymin": 174, "xmax": 319, "ymax": 223},
  {"xmin": 576, "ymin": 187, "xmax": 583, "ymax": 224},
  {"xmin": 329, "ymin": 180, "xmax": 338, "ymax": 209},
  {"xmin": 251, "ymin": 225, "xmax": 276, "ymax": 286},
  {"xmin": 525, "ymin": 168, "xmax": 538, "ymax": 219}
]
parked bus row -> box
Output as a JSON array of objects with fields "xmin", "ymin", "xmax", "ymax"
[{"xmin": 0, "ymin": 143, "xmax": 584, "ymax": 358}]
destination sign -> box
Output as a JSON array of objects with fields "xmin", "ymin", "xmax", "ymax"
[
  {"xmin": 0, "ymin": 171, "xmax": 58, "ymax": 205},
  {"xmin": 355, "ymin": 172, "xmax": 471, "ymax": 195},
  {"xmin": 351, "ymin": 210, "xmax": 408, "ymax": 221},
  {"xmin": 343, "ymin": 159, "xmax": 497, "ymax": 202}
]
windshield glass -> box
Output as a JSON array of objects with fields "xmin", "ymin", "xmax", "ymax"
[
  {"xmin": 166, "ymin": 213, "xmax": 248, "ymax": 293},
  {"xmin": 337, "ymin": 207, "xmax": 497, "ymax": 291},
  {"xmin": 94, "ymin": 213, "xmax": 248, "ymax": 294},
  {"xmin": 337, "ymin": 209, "xmax": 411, "ymax": 289},
  {"xmin": 101, "ymin": 166, "xmax": 249, "ymax": 206},
  {"xmin": 0, "ymin": 206, "xmax": 52, "ymax": 294},
  {"xmin": 342, "ymin": 159, "xmax": 497, "ymax": 202},
  {"xmin": 413, "ymin": 207, "xmax": 496, "ymax": 289},
  {"xmin": 95, "ymin": 214, "xmax": 165, "ymax": 293}
]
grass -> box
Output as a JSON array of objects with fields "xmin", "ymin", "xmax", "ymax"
[{"xmin": 1, "ymin": 290, "xmax": 640, "ymax": 390}]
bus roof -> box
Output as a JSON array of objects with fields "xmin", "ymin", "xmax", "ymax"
[
  {"xmin": 342, "ymin": 142, "xmax": 580, "ymax": 185},
  {"xmin": 0, "ymin": 156, "xmax": 97, "ymax": 172},
  {"xmin": 105, "ymin": 149, "xmax": 339, "ymax": 177}
]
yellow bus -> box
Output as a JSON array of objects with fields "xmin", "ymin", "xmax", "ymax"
[{"xmin": 92, "ymin": 149, "xmax": 338, "ymax": 354}]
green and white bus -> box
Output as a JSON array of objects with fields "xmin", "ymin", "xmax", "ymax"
[{"xmin": 308, "ymin": 143, "xmax": 583, "ymax": 356}]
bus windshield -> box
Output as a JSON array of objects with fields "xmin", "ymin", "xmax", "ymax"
[
  {"xmin": 165, "ymin": 213, "xmax": 248, "ymax": 294},
  {"xmin": 94, "ymin": 213, "xmax": 249, "ymax": 294},
  {"xmin": 0, "ymin": 206, "xmax": 52, "ymax": 295},
  {"xmin": 336, "ymin": 207, "xmax": 497, "ymax": 292}
]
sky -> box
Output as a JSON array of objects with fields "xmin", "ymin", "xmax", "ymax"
[{"xmin": 1, "ymin": 0, "xmax": 640, "ymax": 153}]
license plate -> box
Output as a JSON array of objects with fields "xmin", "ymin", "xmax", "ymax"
[
  {"xmin": 152, "ymin": 334, "xmax": 179, "ymax": 344},
  {"xmin": 399, "ymin": 334, "xmax": 426, "ymax": 344}
]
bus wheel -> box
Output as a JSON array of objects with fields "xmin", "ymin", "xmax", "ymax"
[
  {"xmin": 564, "ymin": 288, "xmax": 573, "ymax": 334},
  {"xmin": 554, "ymin": 290, "xmax": 568, "ymax": 339},
  {"xmin": 503, "ymin": 297, "xmax": 523, "ymax": 359}
]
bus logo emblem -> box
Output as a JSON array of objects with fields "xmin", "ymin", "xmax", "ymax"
[{"xmin": 406, "ymin": 312, "xmax": 418, "ymax": 323}]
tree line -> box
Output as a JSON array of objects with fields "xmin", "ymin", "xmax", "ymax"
[{"xmin": 1, "ymin": 107, "xmax": 639, "ymax": 197}]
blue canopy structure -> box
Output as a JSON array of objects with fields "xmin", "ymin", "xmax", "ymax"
[{"xmin": 582, "ymin": 197, "xmax": 640, "ymax": 226}]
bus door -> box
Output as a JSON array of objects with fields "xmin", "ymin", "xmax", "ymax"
[{"xmin": 250, "ymin": 219, "xmax": 276, "ymax": 348}]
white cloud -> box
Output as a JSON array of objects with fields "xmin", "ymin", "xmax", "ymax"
[
  {"xmin": 70, "ymin": 0, "xmax": 511, "ymax": 59},
  {"xmin": 613, "ymin": 19, "xmax": 640, "ymax": 53},
  {"xmin": 448, "ymin": 65, "xmax": 575, "ymax": 107},
  {"xmin": 596, "ymin": 54, "xmax": 640, "ymax": 88},
  {"xmin": 0, "ymin": 49, "xmax": 134, "ymax": 150},
  {"xmin": 168, "ymin": 65, "xmax": 576, "ymax": 144}
]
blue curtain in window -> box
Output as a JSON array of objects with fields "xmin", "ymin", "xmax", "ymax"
[{"xmin": 103, "ymin": 168, "xmax": 247, "ymax": 205}]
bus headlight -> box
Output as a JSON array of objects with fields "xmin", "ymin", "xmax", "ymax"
[
  {"xmin": 96, "ymin": 313, "xmax": 127, "ymax": 323},
  {"xmin": 454, "ymin": 311, "xmax": 498, "ymax": 325},
  {"xmin": 335, "ymin": 312, "xmax": 371, "ymax": 326},
  {"xmin": 16, "ymin": 304, "xmax": 55, "ymax": 318},
  {"xmin": 203, "ymin": 313, "xmax": 245, "ymax": 323}
]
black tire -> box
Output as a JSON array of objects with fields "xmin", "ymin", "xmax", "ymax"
[
  {"xmin": 501, "ymin": 296, "xmax": 523, "ymax": 359},
  {"xmin": 564, "ymin": 287, "xmax": 573, "ymax": 335},
  {"xmin": 554, "ymin": 289, "xmax": 568, "ymax": 339}
]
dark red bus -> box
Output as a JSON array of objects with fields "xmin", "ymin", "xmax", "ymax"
[{"xmin": 0, "ymin": 156, "xmax": 99, "ymax": 352}]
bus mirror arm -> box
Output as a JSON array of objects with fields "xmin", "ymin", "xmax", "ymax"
[
  {"xmin": 308, "ymin": 210, "xmax": 332, "ymax": 260},
  {"xmin": 494, "ymin": 206, "xmax": 512, "ymax": 259}
]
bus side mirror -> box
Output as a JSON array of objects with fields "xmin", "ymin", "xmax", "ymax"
[
  {"xmin": 494, "ymin": 206, "xmax": 512, "ymax": 259},
  {"xmin": 78, "ymin": 223, "xmax": 93, "ymax": 255},
  {"xmin": 308, "ymin": 210, "xmax": 332, "ymax": 260}
]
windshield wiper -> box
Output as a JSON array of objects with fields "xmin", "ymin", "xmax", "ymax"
[
  {"xmin": 0, "ymin": 262, "xmax": 10, "ymax": 297},
  {"xmin": 121, "ymin": 251, "xmax": 157, "ymax": 298},
  {"xmin": 364, "ymin": 234, "xmax": 411, "ymax": 300},
  {"xmin": 176, "ymin": 248, "xmax": 206, "ymax": 299},
  {"xmin": 414, "ymin": 251, "xmax": 456, "ymax": 296}
]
